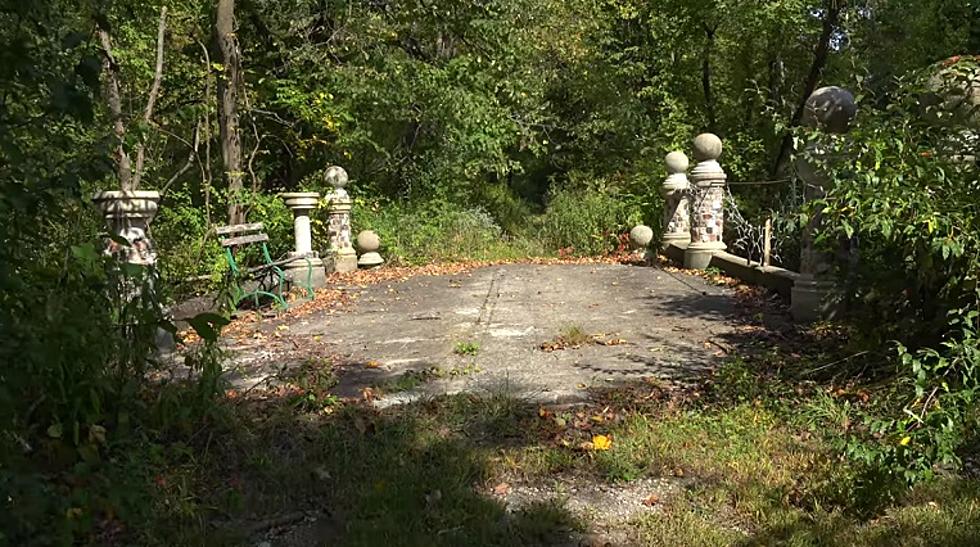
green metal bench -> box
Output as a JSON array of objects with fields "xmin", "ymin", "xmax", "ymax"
[{"xmin": 217, "ymin": 223, "xmax": 315, "ymax": 310}]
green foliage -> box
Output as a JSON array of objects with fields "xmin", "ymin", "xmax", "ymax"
[
  {"xmin": 454, "ymin": 341, "xmax": 481, "ymax": 357},
  {"xmin": 804, "ymin": 58, "xmax": 980, "ymax": 483},
  {"xmin": 536, "ymin": 184, "xmax": 641, "ymax": 256}
]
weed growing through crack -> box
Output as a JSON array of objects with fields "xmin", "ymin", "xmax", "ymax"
[{"xmin": 454, "ymin": 341, "xmax": 482, "ymax": 356}]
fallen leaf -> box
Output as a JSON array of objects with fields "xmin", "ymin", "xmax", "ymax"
[{"xmin": 592, "ymin": 435, "xmax": 612, "ymax": 451}]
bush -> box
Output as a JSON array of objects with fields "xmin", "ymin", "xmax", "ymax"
[
  {"xmin": 332, "ymin": 198, "xmax": 540, "ymax": 264},
  {"xmin": 810, "ymin": 59, "xmax": 980, "ymax": 483},
  {"xmin": 536, "ymin": 184, "xmax": 641, "ymax": 256}
]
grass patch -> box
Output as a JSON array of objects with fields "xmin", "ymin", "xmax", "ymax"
[
  {"xmin": 54, "ymin": 361, "xmax": 980, "ymax": 545},
  {"xmin": 454, "ymin": 341, "xmax": 481, "ymax": 357}
]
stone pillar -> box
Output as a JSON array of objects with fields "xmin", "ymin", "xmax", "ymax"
[
  {"xmin": 660, "ymin": 151, "xmax": 691, "ymax": 249},
  {"xmin": 791, "ymin": 86, "xmax": 856, "ymax": 323},
  {"xmin": 280, "ymin": 192, "xmax": 328, "ymax": 289},
  {"xmin": 323, "ymin": 166, "xmax": 358, "ymax": 273},
  {"xmin": 684, "ymin": 133, "xmax": 727, "ymax": 270}
]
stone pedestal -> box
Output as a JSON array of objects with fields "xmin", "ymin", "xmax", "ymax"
[
  {"xmin": 324, "ymin": 166, "xmax": 358, "ymax": 273},
  {"xmin": 356, "ymin": 230, "xmax": 384, "ymax": 268},
  {"xmin": 661, "ymin": 151, "xmax": 691, "ymax": 249},
  {"xmin": 684, "ymin": 134, "xmax": 727, "ymax": 270},
  {"xmin": 280, "ymin": 192, "xmax": 328, "ymax": 289},
  {"xmin": 791, "ymin": 275, "xmax": 839, "ymax": 323},
  {"xmin": 92, "ymin": 190, "xmax": 161, "ymax": 266}
]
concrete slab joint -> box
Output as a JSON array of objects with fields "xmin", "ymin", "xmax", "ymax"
[{"xmin": 684, "ymin": 133, "xmax": 727, "ymax": 270}]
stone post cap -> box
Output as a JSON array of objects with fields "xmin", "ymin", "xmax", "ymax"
[
  {"xmin": 802, "ymin": 86, "xmax": 857, "ymax": 134},
  {"xmin": 356, "ymin": 230, "xmax": 381, "ymax": 253},
  {"xmin": 629, "ymin": 225, "xmax": 654, "ymax": 250},
  {"xmin": 325, "ymin": 166, "xmax": 349, "ymax": 190},
  {"xmin": 279, "ymin": 192, "xmax": 320, "ymax": 209},
  {"xmin": 693, "ymin": 133, "xmax": 723, "ymax": 162},
  {"xmin": 665, "ymin": 151, "xmax": 690, "ymax": 174}
]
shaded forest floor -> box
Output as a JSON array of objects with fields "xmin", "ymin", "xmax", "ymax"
[{"xmin": 143, "ymin": 261, "xmax": 980, "ymax": 545}]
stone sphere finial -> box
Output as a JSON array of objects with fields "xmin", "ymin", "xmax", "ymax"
[
  {"xmin": 629, "ymin": 225, "xmax": 654, "ymax": 250},
  {"xmin": 665, "ymin": 151, "xmax": 690, "ymax": 174},
  {"xmin": 802, "ymin": 86, "xmax": 857, "ymax": 134},
  {"xmin": 325, "ymin": 165, "xmax": 349, "ymax": 190},
  {"xmin": 356, "ymin": 230, "xmax": 381, "ymax": 253},
  {"xmin": 693, "ymin": 133, "xmax": 723, "ymax": 162}
]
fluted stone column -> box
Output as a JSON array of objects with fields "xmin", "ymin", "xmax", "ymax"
[
  {"xmin": 684, "ymin": 134, "xmax": 727, "ymax": 270},
  {"xmin": 791, "ymin": 86, "xmax": 857, "ymax": 322},
  {"xmin": 660, "ymin": 151, "xmax": 691, "ymax": 249},
  {"xmin": 280, "ymin": 192, "xmax": 327, "ymax": 289},
  {"xmin": 324, "ymin": 166, "xmax": 358, "ymax": 273}
]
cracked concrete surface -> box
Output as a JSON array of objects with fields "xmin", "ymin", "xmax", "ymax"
[{"xmin": 225, "ymin": 263, "xmax": 739, "ymax": 405}]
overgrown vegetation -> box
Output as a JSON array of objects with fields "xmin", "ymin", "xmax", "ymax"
[{"xmin": 2, "ymin": 0, "xmax": 980, "ymax": 544}]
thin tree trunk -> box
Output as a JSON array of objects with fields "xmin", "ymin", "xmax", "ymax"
[
  {"xmin": 216, "ymin": 0, "xmax": 245, "ymax": 224},
  {"xmin": 97, "ymin": 24, "xmax": 133, "ymax": 191},
  {"xmin": 702, "ymin": 23, "xmax": 718, "ymax": 133},
  {"xmin": 771, "ymin": 1, "xmax": 844, "ymax": 177},
  {"xmin": 133, "ymin": 7, "xmax": 168, "ymax": 190}
]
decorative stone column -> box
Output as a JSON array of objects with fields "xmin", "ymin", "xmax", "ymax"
[
  {"xmin": 323, "ymin": 166, "xmax": 358, "ymax": 273},
  {"xmin": 92, "ymin": 190, "xmax": 161, "ymax": 266},
  {"xmin": 683, "ymin": 134, "xmax": 727, "ymax": 270},
  {"xmin": 791, "ymin": 86, "xmax": 857, "ymax": 323},
  {"xmin": 280, "ymin": 192, "xmax": 328, "ymax": 289},
  {"xmin": 660, "ymin": 151, "xmax": 691, "ymax": 249}
]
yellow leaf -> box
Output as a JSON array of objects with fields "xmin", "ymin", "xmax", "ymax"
[{"xmin": 592, "ymin": 435, "xmax": 612, "ymax": 451}]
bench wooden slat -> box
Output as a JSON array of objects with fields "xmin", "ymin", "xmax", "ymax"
[
  {"xmin": 216, "ymin": 222, "xmax": 264, "ymax": 235},
  {"xmin": 221, "ymin": 233, "xmax": 270, "ymax": 247}
]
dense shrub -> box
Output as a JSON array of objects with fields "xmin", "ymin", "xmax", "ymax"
[
  {"xmin": 811, "ymin": 59, "xmax": 980, "ymax": 482},
  {"xmin": 536, "ymin": 184, "xmax": 642, "ymax": 256}
]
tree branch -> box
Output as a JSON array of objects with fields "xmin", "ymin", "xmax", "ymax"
[{"xmin": 133, "ymin": 7, "xmax": 168, "ymax": 189}]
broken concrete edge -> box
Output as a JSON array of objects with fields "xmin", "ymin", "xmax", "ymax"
[{"xmin": 664, "ymin": 242, "xmax": 798, "ymax": 298}]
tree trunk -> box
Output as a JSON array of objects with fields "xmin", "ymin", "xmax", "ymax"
[
  {"xmin": 216, "ymin": 0, "xmax": 245, "ymax": 224},
  {"xmin": 702, "ymin": 23, "xmax": 718, "ymax": 133},
  {"xmin": 771, "ymin": 1, "xmax": 844, "ymax": 177},
  {"xmin": 96, "ymin": 23, "xmax": 133, "ymax": 191}
]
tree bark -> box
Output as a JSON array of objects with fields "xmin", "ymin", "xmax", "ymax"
[
  {"xmin": 216, "ymin": 0, "xmax": 245, "ymax": 224},
  {"xmin": 771, "ymin": 1, "xmax": 844, "ymax": 177},
  {"xmin": 97, "ymin": 23, "xmax": 133, "ymax": 191},
  {"xmin": 702, "ymin": 23, "xmax": 718, "ymax": 133}
]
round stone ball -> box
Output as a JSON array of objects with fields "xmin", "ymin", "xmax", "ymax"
[
  {"xmin": 692, "ymin": 133, "xmax": 723, "ymax": 162},
  {"xmin": 325, "ymin": 166, "xmax": 349, "ymax": 189},
  {"xmin": 665, "ymin": 151, "xmax": 690, "ymax": 174},
  {"xmin": 629, "ymin": 225, "xmax": 654, "ymax": 250},
  {"xmin": 802, "ymin": 86, "xmax": 857, "ymax": 134},
  {"xmin": 356, "ymin": 230, "xmax": 381, "ymax": 253}
]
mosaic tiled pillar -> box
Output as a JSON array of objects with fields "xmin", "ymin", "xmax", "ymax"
[
  {"xmin": 324, "ymin": 166, "xmax": 358, "ymax": 273},
  {"xmin": 684, "ymin": 133, "xmax": 727, "ymax": 270},
  {"xmin": 660, "ymin": 151, "xmax": 691, "ymax": 249}
]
